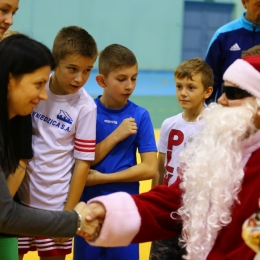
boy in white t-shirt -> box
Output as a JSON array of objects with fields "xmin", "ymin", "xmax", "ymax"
[
  {"xmin": 150, "ymin": 58, "xmax": 213, "ymax": 260},
  {"xmin": 18, "ymin": 26, "xmax": 98, "ymax": 260}
]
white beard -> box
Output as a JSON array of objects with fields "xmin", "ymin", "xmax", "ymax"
[{"xmin": 178, "ymin": 99, "xmax": 259, "ymax": 260}]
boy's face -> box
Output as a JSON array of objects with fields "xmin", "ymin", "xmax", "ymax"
[
  {"xmin": 52, "ymin": 54, "xmax": 95, "ymax": 95},
  {"xmin": 97, "ymin": 64, "xmax": 138, "ymax": 108},
  {"xmin": 175, "ymin": 74, "xmax": 211, "ymax": 110}
]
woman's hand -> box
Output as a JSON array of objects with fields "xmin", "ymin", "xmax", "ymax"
[
  {"xmin": 74, "ymin": 202, "xmax": 103, "ymax": 241},
  {"xmin": 84, "ymin": 202, "xmax": 106, "ymax": 242}
]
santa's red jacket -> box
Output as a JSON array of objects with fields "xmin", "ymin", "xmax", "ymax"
[{"xmin": 88, "ymin": 132, "xmax": 260, "ymax": 260}]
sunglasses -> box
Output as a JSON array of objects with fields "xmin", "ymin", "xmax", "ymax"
[{"xmin": 222, "ymin": 85, "xmax": 253, "ymax": 100}]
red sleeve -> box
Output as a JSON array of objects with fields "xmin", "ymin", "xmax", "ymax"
[{"xmin": 132, "ymin": 178, "xmax": 183, "ymax": 243}]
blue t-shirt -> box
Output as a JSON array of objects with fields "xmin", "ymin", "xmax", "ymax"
[{"xmin": 81, "ymin": 96, "xmax": 157, "ymax": 200}]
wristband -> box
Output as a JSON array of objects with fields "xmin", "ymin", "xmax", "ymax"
[{"xmin": 75, "ymin": 211, "xmax": 82, "ymax": 232}]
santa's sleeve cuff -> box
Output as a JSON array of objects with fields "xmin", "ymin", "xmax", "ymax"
[{"xmin": 87, "ymin": 192, "xmax": 141, "ymax": 247}]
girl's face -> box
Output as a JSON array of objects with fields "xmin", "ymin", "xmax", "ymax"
[
  {"xmin": 0, "ymin": 0, "xmax": 19, "ymax": 39},
  {"xmin": 8, "ymin": 65, "xmax": 50, "ymax": 119}
]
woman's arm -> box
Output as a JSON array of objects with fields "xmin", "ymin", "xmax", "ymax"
[{"xmin": 0, "ymin": 170, "xmax": 97, "ymax": 238}]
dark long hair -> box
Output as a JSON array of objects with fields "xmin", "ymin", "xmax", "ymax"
[{"xmin": 0, "ymin": 34, "xmax": 56, "ymax": 174}]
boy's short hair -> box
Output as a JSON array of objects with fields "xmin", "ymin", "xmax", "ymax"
[
  {"xmin": 174, "ymin": 58, "xmax": 213, "ymax": 89},
  {"xmin": 98, "ymin": 44, "xmax": 137, "ymax": 77},
  {"xmin": 241, "ymin": 45, "xmax": 260, "ymax": 58},
  {"xmin": 52, "ymin": 26, "xmax": 97, "ymax": 64}
]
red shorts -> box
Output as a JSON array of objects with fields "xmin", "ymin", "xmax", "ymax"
[{"xmin": 18, "ymin": 236, "xmax": 72, "ymax": 257}]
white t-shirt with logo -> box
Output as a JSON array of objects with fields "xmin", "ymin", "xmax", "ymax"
[
  {"xmin": 18, "ymin": 81, "xmax": 96, "ymax": 210},
  {"xmin": 157, "ymin": 113, "xmax": 203, "ymax": 186}
]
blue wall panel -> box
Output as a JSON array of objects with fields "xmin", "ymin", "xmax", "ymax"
[{"xmin": 182, "ymin": 2, "xmax": 233, "ymax": 61}]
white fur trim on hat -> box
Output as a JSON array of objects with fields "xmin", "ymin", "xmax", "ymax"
[{"xmin": 223, "ymin": 59, "xmax": 260, "ymax": 99}]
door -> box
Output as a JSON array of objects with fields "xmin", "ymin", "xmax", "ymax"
[{"xmin": 182, "ymin": 1, "xmax": 233, "ymax": 61}]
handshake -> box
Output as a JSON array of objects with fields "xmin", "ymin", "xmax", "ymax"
[{"xmin": 74, "ymin": 201, "xmax": 106, "ymax": 242}]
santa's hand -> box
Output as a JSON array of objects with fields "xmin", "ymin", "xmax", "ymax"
[
  {"xmin": 86, "ymin": 202, "xmax": 106, "ymax": 220},
  {"xmin": 74, "ymin": 202, "xmax": 101, "ymax": 240}
]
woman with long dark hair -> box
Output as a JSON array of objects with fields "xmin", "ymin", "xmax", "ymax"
[{"xmin": 0, "ymin": 34, "xmax": 98, "ymax": 260}]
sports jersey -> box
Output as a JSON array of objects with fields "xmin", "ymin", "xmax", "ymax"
[
  {"xmin": 73, "ymin": 96, "xmax": 157, "ymax": 260},
  {"xmin": 81, "ymin": 96, "xmax": 157, "ymax": 199},
  {"xmin": 18, "ymin": 80, "xmax": 96, "ymax": 211},
  {"xmin": 205, "ymin": 12, "xmax": 260, "ymax": 103},
  {"xmin": 158, "ymin": 113, "xmax": 203, "ymax": 186}
]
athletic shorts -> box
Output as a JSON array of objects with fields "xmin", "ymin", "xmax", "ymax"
[{"xmin": 18, "ymin": 236, "xmax": 72, "ymax": 257}]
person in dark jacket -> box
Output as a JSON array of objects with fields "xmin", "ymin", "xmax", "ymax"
[{"xmin": 205, "ymin": 0, "xmax": 260, "ymax": 103}]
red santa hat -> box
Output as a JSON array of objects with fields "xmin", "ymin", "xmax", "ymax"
[{"xmin": 223, "ymin": 56, "xmax": 260, "ymax": 98}]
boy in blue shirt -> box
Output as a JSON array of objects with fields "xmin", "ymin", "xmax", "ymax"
[{"xmin": 74, "ymin": 44, "xmax": 157, "ymax": 260}]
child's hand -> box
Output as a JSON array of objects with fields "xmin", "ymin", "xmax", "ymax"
[
  {"xmin": 114, "ymin": 117, "xmax": 137, "ymax": 142},
  {"xmin": 86, "ymin": 169, "xmax": 103, "ymax": 186}
]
